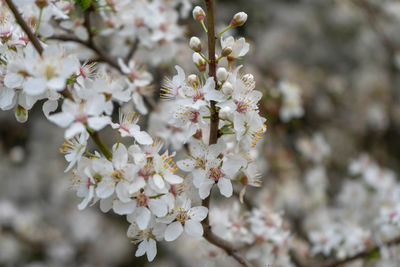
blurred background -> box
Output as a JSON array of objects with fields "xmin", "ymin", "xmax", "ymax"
[{"xmin": 2, "ymin": 0, "xmax": 400, "ymax": 266}]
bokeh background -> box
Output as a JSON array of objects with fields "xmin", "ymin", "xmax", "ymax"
[{"xmin": 2, "ymin": 0, "xmax": 400, "ymax": 266}]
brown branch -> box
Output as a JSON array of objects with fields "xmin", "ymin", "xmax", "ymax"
[
  {"xmin": 125, "ymin": 38, "xmax": 139, "ymax": 63},
  {"xmin": 205, "ymin": 0, "xmax": 219, "ymax": 146},
  {"xmin": 200, "ymin": 1, "xmax": 250, "ymax": 266},
  {"xmin": 201, "ymin": 195, "xmax": 251, "ymax": 267},
  {"xmin": 320, "ymin": 235, "xmax": 400, "ymax": 267},
  {"xmin": 5, "ymin": 0, "xmax": 43, "ymax": 54}
]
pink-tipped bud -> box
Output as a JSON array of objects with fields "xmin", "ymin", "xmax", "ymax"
[
  {"xmin": 221, "ymin": 46, "xmax": 232, "ymax": 57},
  {"xmin": 193, "ymin": 6, "xmax": 206, "ymax": 22},
  {"xmin": 35, "ymin": 0, "xmax": 49, "ymax": 8},
  {"xmin": 189, "ymin": 37, "xmax": 202, "ymax": 52},
  {"xmin": 230, "ymin": 12, "xmax": 248, "ymax": 27},
  {"xmin": 192, "ymin": 53, "xmax": 206, "ymax": 72}
]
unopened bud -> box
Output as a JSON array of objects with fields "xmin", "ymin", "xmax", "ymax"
[
  {"xmin": 230, "ymin": 12, "xmax": 248, "ymax": 27},
  {"xmin": 14, "ymin": 105, "xmax": 28, "ymax": 123},
  {"xmin": 193, "ymin": 6, "xmax": 206, "ymax": 22},
  {"xmin": 222, "ymin": 81, "xmax": 234, "ymax": 95},
  {"xmin": 217, "ymin": 67, "xmax": 228, "ymax": 83},
  {"xmin": 192, "ymin": 53, "xmax": 206, "ymax": 72},
  {"xmin": 219, "ymin": 106, "xmax": 233, "ymax": 120},
  {"xmin": 188, "ymin": 74, "xmax": 199, "ymax": 85},
  {"xmin": 221, "ymin": 46, "xmax": 232, "ymax": 57},
  {"xmin": 189, "ymin": 37, "xmax": 202, "ymax": 52},
  {"xmin": 35, "ymin": 0, "xmax": 49, "ymax": 8}
]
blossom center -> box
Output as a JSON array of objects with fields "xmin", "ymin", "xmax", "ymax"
[
  {"xmin": 136, "ymin": 193, "xmax": 149, "ymax": 207},
  {"xmin": 209, "ymin": 167, "xmax": 222, "ymax": 181}
]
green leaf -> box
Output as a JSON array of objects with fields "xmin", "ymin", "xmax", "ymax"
[{"xmin": 74, "ymin": 0, "xmax": 91, "ymax": 11}]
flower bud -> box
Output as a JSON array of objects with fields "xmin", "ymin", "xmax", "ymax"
[
  {"xmin": 193, "ymin": 6, "xmax": 206, "ymax": 22},
  {"xmin": 14, "ymin": 105, "xmax": 28, "ymax": 123},
  {"xmin": 192, "ymin": 53, "xmax": 206, "ymax": 72},
  {"xmin": 217, "ymin": 67, "xmax": 228, "ymax": 83},
  {"xmin": 221, "ymin": 46, "xmax": 232, "ymax": 57},
  {"xmin": 230, "ymin": 12, "xmax": 248, "ymax": 27},
  {"xmin": 222, "ymin": 81, "xmax": 234, "ymax": 95},
  {"xmin": 219, "ymin": 106, "xmax": 233, "ymax": 120},
  {"xmin": 188, "ymin": 74, "xmax": 199, "ymax": 85},
  {"xmin": 35, "ymin": 0, "xmax": 49, "ymax": 8},
  {"xmin": 189, "ymin": 37, "xmax": 202, "ymax": 52}
]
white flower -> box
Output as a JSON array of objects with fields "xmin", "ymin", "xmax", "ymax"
[
  {"xmin": 60, "ymin": 131, "xmax": 89, "ymax": 172},
  {"xmin": 127, "ymin": 219, "xmax": 166, "ymax": 262},
  {"xmin": 111, "ymin": 109, "xmax": 153, "ymax": 145},
  {"xmin": 278, "ymin": 81, "xmax": 304, "ymax": 122},
  {"xmin": 162, "ymin": 197, "xmax": 208, "ymax": 241},
  {"xmin": 23, "ymin": 45, "xmax": 79, "ymax": 95},
  {"xmin": 220, "ymin": 36, "xmax": 249, "ymax": 61},
  {"xmin": 48, "ymin": 94, "xmax": 111, "ymax": 139}
]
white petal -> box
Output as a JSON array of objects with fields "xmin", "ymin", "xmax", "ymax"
[
  {"xmin": 96, "ymin": 181, "xmax": 115, "ymax": 198},
  {"xmin": 113, "ymin": 200, "xmax": 136, "ymax": 215},
  {"xmin": 218, "ymin": 178, "xmax": 233, "ymax": 197},
  {"xmin": 164, "ymin": 173, "xmax": 183, "ymax": 184},
  {"xmin": 222, "ymin": 156, "xmax": 246, "ymax": 178},
  {"xmin": 100, "ymin": 197, "xmax": 113, "ymax": 213},
  {"xmin": 164, "ymin": 221, "xmax": 183, "ymax": 242},
  {"xmin": 177, "ymin": 159, "xmax": 195, "ymax": 172},
  {"xmin": 65, "ymin": 122, "xmax": 85, "ymax": 139},
  {"xmin": 88, "ymin": 116, "xmax": 111, "ymax": 131},
  {"xmin": 136, "ymin": 207, "xmax": 151, "ymax": 230},
  {"xmin": 116, "ymin": 181, "xmax": 131, "ymax": 203},
  {"xmin": 152, "ymin": 174, "xmax": 165, "ymax": 189},
  {"xmin": 135, "ymin": 240, "xmax": 147, "ymax": 257},
  {"xmin": 129, "ymin": 179, "xmax": 146, "ymax": 194},
  {"xmin": 47, "ymin": 77, "xmax": 66, "ymax": 91},
  {"xmin": 0, "ymin": 87, "xmax": 16, "ymax": 110},
  {"xmin": 188, "ymin": 206, "xmax": 208, "ymax": 221},
  {"xmin": 146, "ymin": 239, "xmax": 157, "ymax": 262},
  {"xmin": 184, "ymin": 219, "xmax": 203, "ymax": 238},
  {"xmin": 199, "ymin": 180, "xmax": 214, "ymax": 199},
  {"xmin": 78, "ymin": 186, "xmax": 93, "ymax": 210},
  {"xmin": 132, "ymin": 130, "xmax": 153, "ymax": 145},
  {"xmin": 24, "ymin": 77, "xmax": 47, "ymax": 95},
  {"xmin": 47, "ymin": 112, "xmax": 74, "ymax": 128},
  {"xmin": 112, "ymin": 144, "xmax": 128, "ymax": 169},
  {"xmin": 4, "ymin": 73, "xmax": 23, "ymax": 88},
  {"xmin": 42, "ymin": 100, "xmax": 58, "ymax": 119},
  {"xmin": 148, "ymin": 199, "xmax": 167, "ymax": 217}
]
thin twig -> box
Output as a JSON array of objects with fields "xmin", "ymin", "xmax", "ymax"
[
  {"xmin": 4, "ymin": 0, "xmax": 43, "ymax": 54},
  {"xmin": 201, "ymin": 195, "xmax": 251, "ymax": 267},
  {"xmin": 320, "ymin": 235, "xmax": 400, "ymax": 267},
  {"xmin": 125, "ymin": 39, "xmax": 139, "ymax": 63}
]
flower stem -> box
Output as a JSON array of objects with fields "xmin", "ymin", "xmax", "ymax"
[
  {"xmin": 35, "ymin": 8, "xmax": 43, "ymax": 34},
  {"xmin": 200, "ymin": 20, "xmax": 208, "ymax": 33},
  {"xmin": 216, "ymin": 24, "xmax": 232, "ymax": 38}
]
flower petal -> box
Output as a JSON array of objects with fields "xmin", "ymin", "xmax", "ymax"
[
  {"xmin": 218, "ymin": 177, "xmax": 233, "ymax": 197},
  {"xmin": 164, "ymin": 221, "xmax": 183, "ymax": 242},
  {"xmin": 184, "ymin": 219, "xmax": 203, "ymax": 238}
]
